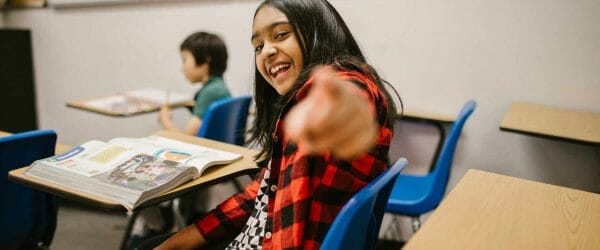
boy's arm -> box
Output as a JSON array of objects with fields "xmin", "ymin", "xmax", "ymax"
[
  {"xmin": 158, "ymin": 106, "xmax": 202, "ymax": 136},
  {"xmin": 158, "ymin": 105, "xmax": 178, "ymax": 131},
  {"xmin": 183, "ymin": 116, "xmax": 202, "ymax": 135}
]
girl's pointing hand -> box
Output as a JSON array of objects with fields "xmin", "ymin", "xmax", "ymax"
[{"xmin": 284, "ymin": 66, "xmax": 378, "ymax": 160}]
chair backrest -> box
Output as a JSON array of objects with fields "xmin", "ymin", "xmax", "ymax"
[
  {"xmin": 197, "ymin": 96, "xmax": 252, "ymax": 146},
  {"xmin": 0, "ymin": 129, "xmax": 59, "ymax": 249},
  {"xmin": 428, "ymin": 100, "xmax": 476, "ymax": 207},
  {"xmin": 321, "ymin": 158, "xmax": 408, "ymax": 250}
]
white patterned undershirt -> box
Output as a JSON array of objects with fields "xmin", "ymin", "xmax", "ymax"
[{"xmin": 226, "ymin": 168, "xmax": 270, "ymax": 249}]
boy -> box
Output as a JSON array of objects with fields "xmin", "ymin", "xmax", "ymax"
[{"xmin": 159, "ymin": 31, "xmax": 231, "ymax": 136}]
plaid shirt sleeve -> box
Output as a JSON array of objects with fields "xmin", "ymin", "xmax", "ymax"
[{"xmin": 195, "ymin": 167, "xmax": 266, "ymax": 242}]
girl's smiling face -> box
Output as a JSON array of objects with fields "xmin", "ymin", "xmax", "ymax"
[{"xmin": 252, "ymin": 5, "xmax": 304, "ymax": 95}]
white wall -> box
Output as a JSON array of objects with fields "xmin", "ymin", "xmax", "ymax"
[{"xmin": 4, "ymin": 0, "xmax": 600, "ymax": 232}]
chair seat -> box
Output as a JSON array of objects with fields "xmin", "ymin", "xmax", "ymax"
[{"xmin": 386, "ymin": 173, "xmax": 438, "ymax": 217}]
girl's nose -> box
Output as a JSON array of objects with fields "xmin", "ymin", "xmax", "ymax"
[{"xmin": 263, "ymin": 43, "xmax": 277, "ymax": 58}]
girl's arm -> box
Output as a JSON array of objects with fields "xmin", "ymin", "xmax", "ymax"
[
  {"xmin": 285, "ymin": 66, "xmax": 378, "ymax": 159},
  {"xmin": 155, "ymin": 225, "xmax": 207, "ymax": 250},
  {"xmin": 156, "ymin": 170, "xmax": 263, "ymax": 248}
]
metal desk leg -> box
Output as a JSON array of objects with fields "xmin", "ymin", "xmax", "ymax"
[
  {"xmin": 400, "ymin": 117, "xmax": 447, "ymax": 173},
  {"xmin": 428, "ymin": 122, "xmax": 445, "ymax": 172},
  {"xmin": 120, "ymin": 210, "xmax": 139, "ymax": 250}
]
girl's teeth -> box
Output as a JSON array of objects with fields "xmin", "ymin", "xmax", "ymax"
[{"xmin": 270, "ymin": 64, "xmax": 289, "ymax": 75}]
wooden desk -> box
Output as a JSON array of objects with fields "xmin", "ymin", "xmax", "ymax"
[
  {"xmin": 66, "ymin": 88, "xmax": 195, "ymax": 117},
  {"xmin": 404, "ymin": 170, "xmax": 600, "ymax": 250},
  {"xmin": 403, "ymin": 110, "xmax": 455, "ymax": 124},
  {"xmin": 54, "ymin": 142, "xmax": 71, "ymax": 154},
  {"xmin": 67, "ymin": 99, "xmax": 194, "ymax": 117},
  {"xmin": 8, "ymin": 130, "xmax": 259, "ymax": 211},
  {"xmin": 500, "ymin": 102, "xmax": 600, "ymax": 145}
]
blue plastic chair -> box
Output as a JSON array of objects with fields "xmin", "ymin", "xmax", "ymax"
[
  {"xmin": 197, "ymin": 95, "xmax": 252, "ymax": 192},
  {"xmin": 0, "ymin": 129, "xmax": 59, "ymax": 249},
  {"xmin": 321, "ymin": 158, "xmax": 408, "ymax": 250},
  {"xmin": 386, "ymin": 100, "xmax": 476, "ymax": 231},
  {"xmin": 197, "ymin": 96, "xmax": 253, "ymax": 146}
]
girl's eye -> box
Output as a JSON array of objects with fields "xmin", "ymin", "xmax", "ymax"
[
  {"xmin": 254, "ymin": 44, "xmax": 264, "ymax": 53},
  {"xmin": 274, "ymin": 31, "xmax": 289, "ymax": 40}
]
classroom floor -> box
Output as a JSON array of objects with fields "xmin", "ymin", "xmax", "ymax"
[{"xmin": 52, "ymin": 200, "xmax": 127, "ymax": 249}]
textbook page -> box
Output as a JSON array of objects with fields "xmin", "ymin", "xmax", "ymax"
[
  {"xmin": 36, "ymin": 140, "xmax": 135, "ymax": 177},
  {"xmin": 108, "ymin": 136, "xmax": 242, "ymax": 174}
]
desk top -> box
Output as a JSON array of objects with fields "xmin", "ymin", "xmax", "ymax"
[
  {"xmin": 402, "ymin": 110, "xmax": 455, "ymax": 124},
  {"xmin": 404, "ymin": 169, "xmax": 600, "ymax": 250},
  {"xmin": 8, "ymin": 130, "xmax": 259, "ymax": 211},
  {"xmin": 67, "ymin": 99, "xmax": 194, "ymax": 117},
  {"xmin": 66, "ymin": 88, "xmax": 195, "ymax": 117},
  {"xmin": 500, "ymin": 102, "xmax": 600, "ymax": 145}
]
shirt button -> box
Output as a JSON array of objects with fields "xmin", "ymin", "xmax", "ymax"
[
  {"xmin": 265, "ymin": 232, "xmax": 272, "ymax": 239},
  {"xmin": 270, "ymin": 185, "xmax": 277, "ymax": 192}
]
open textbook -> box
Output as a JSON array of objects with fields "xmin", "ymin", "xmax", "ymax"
[
  {"xmin": 66, "ymin": 88, "xmax": 193, "ymax": 116},
  {"xmin": 25, "ymin": 136, "xmax": 241, "ymax": 211}
]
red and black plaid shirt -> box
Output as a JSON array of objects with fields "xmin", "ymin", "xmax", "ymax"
[{"xmin": 196, "ymin": 70, "xmax": 393, "ymax": 249}]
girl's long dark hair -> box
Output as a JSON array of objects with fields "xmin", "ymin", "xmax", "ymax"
[{"xmin": 250, "ymin": 0, "xmax": 402, "ymax": 165}]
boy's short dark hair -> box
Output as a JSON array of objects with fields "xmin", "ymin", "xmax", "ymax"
[{"xmin": 180, "ymin": 32, "xmax": 228, "ymax": 77}]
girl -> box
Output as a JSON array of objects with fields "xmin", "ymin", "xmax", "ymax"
[{"xmin": 157, "ymin": 0, "xmax": 399, "ymax": 249}]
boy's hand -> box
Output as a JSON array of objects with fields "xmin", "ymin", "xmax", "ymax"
[
  {"xmin": 159, "ymin": 105, "xmax": 171, "ymax": 126},
  {"xmin": 284, "ymin": 66, "xmax": 378, "ymax": 160}
]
